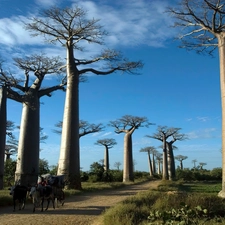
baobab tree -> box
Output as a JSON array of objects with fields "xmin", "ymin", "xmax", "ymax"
[
  {"xmin": 5, "ymin": 136, "xmax": 18, "ymax": 160},
  {"xmin": 109, "ymin": 115, "xmax": 151, "ymax": 182},
  {"xmin": 95, "ymin": 138, "xmax": 117, "ymax": 171},
  {"xmin": 25, "ymin": 7, "xmax": 143, "ymax": 189},
  {"xmin": 0, "ymin": 54, "xmax": 66, "ymax": 185},
  {"xmin": 192, "ymin": 159, "xmax": 197, "ymax": 169},
  {"xmin": 199, "ymin": 162, "xmax": 207, "ymax": 170},
  {"xmin": 0, "ymin": 85, "xmax": 6, "ymax": 189},
  {"xmin": 155, "ymin": 152, "xmax": 163, "ymax": 174},
  {"xmin": 146, "ymin": 126, "xmax": 186, "ymax": 180},
  {"xmin": 175, "ymin": 155, "xmax": 188, "ymax": 170},
  {"xmin": 167, "ymin": 0, "xmax": 225, "ymax": 197},
  {"xmin": 139, "ymin": 146, "xmax": 157, "ymax": 177},
  {"xmin": 54, "ymin": 120, "xmax": 104, "ymax": 138}
]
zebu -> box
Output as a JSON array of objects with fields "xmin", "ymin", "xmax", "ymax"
[
  {"xmin": 9, "ymin": 185, "xmax": 28, "ymax": 212},
  {"xmin": 29, "ymin": 185, "xmax": 55, "ymax": 212},
  {"xmin": 42, "ymin": 174, "xmax": 65, "ymax": 207}
]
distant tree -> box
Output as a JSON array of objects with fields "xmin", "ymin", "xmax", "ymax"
[
  {"xmin": 114, "ymin": 162, "xmax": 121, "ymax": 170},
  {"xmin": 146, "ymin": 126, "xmax": 187, "ymax": 180},
  {"xmin": 139, "ymin": 146, "xmax": 156, "ymax": 177},
  {"xmin": 4, "ymin": 158, "xmax": 16, "ymax": 186},
  {"xmin": 39, "ymin": 159, "xmax": 50, "ymax": 175},
  {"xmin": 95, "ymin": 138, "xmax": 117, "ymax": 171},
  {"xmin": 54, "ymin": 120, "xmax": 104, "ymax": 138},
  {"xmin": 192, "ymin": 159, "xmax": 197, "ymax": 169},
  {"xmin": 167, "ymin": 0, "xmax": 225, "ymax": 197},
  {"xmin": 109, "ymin": 115, "xmax": 151, "ymax": 182},
  {"xmin": 26, "ymin": 6, "xmax": 143, "ymax": 190},
  {"xmin": 49, "ymin": 165, "xmax": 58, "ymax": 175},
  {"xmin": 5, "ymin": 136, "xmax": 18, "ymax": 160},
  {"xmin": 5, "ymin": 126, "xmax": 48, "ymax": 160},
  {"xmin": 89, "ymin": 162, "xmax": 104, "ymax": 181},
  {"xmin": 0, "ymin": 54, "xmax": 66, "ymax": 186},
  {"xmin": 199, "ymin": 162, "xmax": 207, "ymax": 170},
  {"xmin": 175, "ymin": 155, "xmax": 188, "ymax": 170},
  {"xmin": 155, "ymin": 152, "xmax": 163, "ymax": 174}
]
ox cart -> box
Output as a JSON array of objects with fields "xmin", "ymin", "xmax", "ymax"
[{"xmin": 41, "ymin": 174, "xmax": 65, "ymax": 206}]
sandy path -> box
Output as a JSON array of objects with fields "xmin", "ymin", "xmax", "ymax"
[{"xmin": 0, "ymin": 180, "xmax": 160, "ymax": 225}]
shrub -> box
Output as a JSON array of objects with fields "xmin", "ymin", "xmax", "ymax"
[{"xmin": 210, "ymin": 168, "xmax": 222, "ymax": 180}]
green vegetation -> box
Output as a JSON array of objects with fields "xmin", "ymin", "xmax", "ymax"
[{"xmin": 102, "ymin": 180, "xmax": 225, "ymax": 225}]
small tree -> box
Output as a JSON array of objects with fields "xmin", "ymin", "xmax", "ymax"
[
  {"xmin": 139, "ymin": 146, "xmax": 156, "ymax": 177},
  {"xmin": 199, "ymin": 162, "xmax": 207, "ymax": 170},
  {"xmin": 146, "ymin": 126, "xmax": 187, "ymax": 180},
  {"xmin": 192, "ymin": 159, "xmax": 197, "ymax": 169},
  {"xmin": 109, "ymin": 115, "xmax": 151, "ymax": 182},
  {"xmin": 175, "ymin": 155, "xmax": 188, "ymax": 170},
  {"xmin": 95, "ymin": 138, "xmax": 117, "ymax": 171},
  {"xmin": 39, "ymin": 159, "xmax": 50, "ymax": 175}
]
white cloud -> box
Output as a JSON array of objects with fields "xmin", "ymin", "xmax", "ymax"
[
  {"xmin": 0, "ymin": 16, "xmax": 46, "ymax": 46},
  {"xmin": 0, "ymin": 0, "xmax": 176, "ymax": 51},
  {"xmin": 197, "ymin": 116, "xmax": 210, "ymax": 122},
  {"xmin": 35, "ymin": 0, "xmax": 61, "ymax": 7},
  {"xmin": 76, "ymin": 0, "xmax": 175, "ymax": 47},
  {"xmin": 187, "ymin": 128, "xmax": 218, "ymax": 139}
]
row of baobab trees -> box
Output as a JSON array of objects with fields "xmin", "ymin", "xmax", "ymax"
[
  {"xmin": 1, "ymin": 1, "xmax": 225, "ymax": 196},
  {"xmin": 5, "ymin": 115, "xmax": 191, "ymax": 184}
]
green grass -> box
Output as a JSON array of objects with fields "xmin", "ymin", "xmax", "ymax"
[{"xmin": 102, "ymin": 180, "xmax": 225, "ymax": 225}]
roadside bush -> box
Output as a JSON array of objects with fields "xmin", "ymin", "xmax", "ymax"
[
  {"xmin": 102, "ymin": 181, "xmax": 225, "ymax": 225},
  {"xmin": 210, "ymin": 168, "xmax": 222, "ymax": 180}
]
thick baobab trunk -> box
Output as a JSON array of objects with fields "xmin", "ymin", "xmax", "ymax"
[
  {"xmin": 147, "ymin": 152, "xmax": 153, "ymax": 176},
  {"xmin": 157, "ymin": 160, "xmax": 161, "ymax": 174},
  {"xmin": 167, "ymin": 143, "xmax": 176, "ymax": 180},
  {"xmin": 15, "ymin": 94, "xmax": 40, "ymax": 186},
  {"xmin": 0, "ymin": 86, "xmax": 7, "ymax": 189},
  {"xmin": 152, "ymin": 153, "xmax": 156, "ymax": 174},
  {"xmin": 218, "ymin": 37, "xmax": 225, "ymax": 198},
  {"xmin": 57, "ymin": 45, "xmax": 81, "ymax": 189},
  {"xmin": 180, "ymin": 161, "xmax": 183, "ymax": 170},
  {"xmin": 104, "ymin": 146, "xmax": 109, "ymax": 171},
  {"xmin": 123, "ymin": 132, "xmax": 134, "ymax": 182},
  {"xmin": 162, "ymin": 136, "xmax": 169, "ymax": 180}
]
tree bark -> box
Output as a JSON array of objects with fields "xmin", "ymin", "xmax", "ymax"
[
  {"xmin": 0, "ymin": 86, "xmax": 6, "ymax": 189},
  {"xmin": 123, "ymin": 132, "xmax": 134, "ymax": 182},
  {"xmin": 147, "ymin": 152, "xmax": 153, "ymax": 176},
  {"xmin": 167, "ymin": 142, "xmax": 176, "ymax": 180},
  {"xmin": 104, "ymin": 146, "xmax": 109, "ymax": 171},
  {"xmin": 162, "ymin": 135, "xmax": 169, "ymax": 180},
  {"xmin": 57, "ymin": 44, "xmax": 81, "ymax": 189},
  {"xmin": 15, "ymin": 91, "xmax": 40, "ymax": 186},
  {"xmin": 218, "ymin": 36, "xmax": 225, "ymax": 198}
]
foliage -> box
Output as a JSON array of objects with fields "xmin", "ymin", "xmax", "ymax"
[
  {"xmin": 49, "ymin": 165, "xmax": 58, "ymax": 175},
  {"xmin": 210, "ymin": 168, "xmax": 222, "ymax": 180},
  {"xmin": 148, "ymin": 204, "xmax": 208, "ymax": 225},
  {"xmin": 176, "ymin": 168, "xmax": 222, "ymax": 181},
  {"xmin": 39, "ymin": 158, "xmax": 50, "ymax": 175},
  {"xmin": 102, "ymin": 181, "xmax": 225, "ymax": 225},
  {"xmin": 3, "ymin": 159, "xmax": 16, "ymax": 186}
]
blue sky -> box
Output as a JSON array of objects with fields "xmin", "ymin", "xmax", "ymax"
[{"xmin": 0, "ymin": 0, "xmax": 222, "ymax": 171}]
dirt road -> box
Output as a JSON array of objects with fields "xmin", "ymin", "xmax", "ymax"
[{"xmin": 0, "ymin": 180, "xmax": 160, "ymax": 225}]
